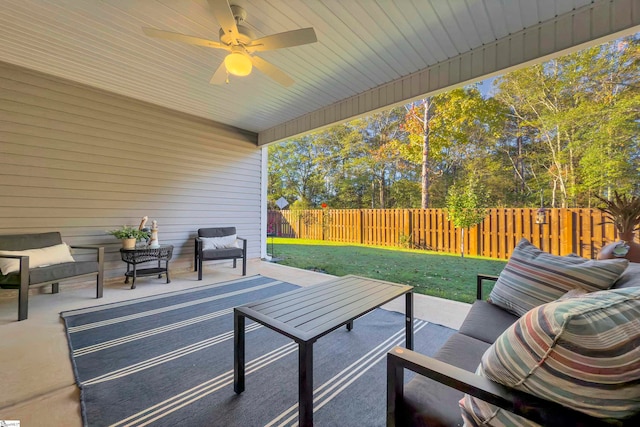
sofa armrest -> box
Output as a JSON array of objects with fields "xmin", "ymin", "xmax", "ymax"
[
  {"xmin": 386, "ymin": 346, "xmax": 623, "ymax": 427},
  {"xmin": 69, "ymin": 245, "xmax": 102, "ymax": 251},
  {"xmin": 0, "ymin": 254, "xmax": 30, "ymax": 261},
  {"xmin": 237, "ymin": 237, "xmax": 247, "ymax": 250},
  {"xmin": 0, "ymin": 255, "xmax": 30, "ymax": 320},
  {"xmin": 0, "ymin": 254, "xmax": 30, "ymax": 274},
  {"xmin": 476, "ymin": 274, "xmax": 499, "ymax": 300},
  {"xmin": 69, "ymin": 245, "xmax": 104, "ymax": 265}
]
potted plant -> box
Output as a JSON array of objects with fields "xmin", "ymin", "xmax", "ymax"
[
  {"xmin": 108, "ymin": 226, "xmax": 150, "ymax": 250},
  {"xmin": 596, "ymin": 191, "xmax": 640, "ymax": 262}
]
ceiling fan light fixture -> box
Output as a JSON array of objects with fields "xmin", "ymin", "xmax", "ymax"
[{"xmin": 224, "ymin": 52, "xmax": 252, "ymax": 76}]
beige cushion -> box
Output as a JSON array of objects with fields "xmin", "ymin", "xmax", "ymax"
[
  {"xmin": 461, "ymin": 286, "xmax": 640, "ymax": 426},
  {"xmin": 0, "ymin": 243, "xmax": 75, "ymax": 275},
  {"xmin": 201, "ymin": 234, "xmax": 239, "ymax": 250},
  {"xmin": 488, "ymin": 238, "xmax": 628, "ymax": 316}
]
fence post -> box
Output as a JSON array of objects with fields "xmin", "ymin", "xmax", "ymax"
[
  {"xmin": 561, "ymin": 210, "xmax": 575, "ymax": 255},
  {"xmin": 358, "ymin": 209, "xmax": 364, "ymax": 244}
]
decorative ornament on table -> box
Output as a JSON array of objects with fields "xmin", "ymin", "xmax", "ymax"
[
  {"xmin": 149, "ymin": 220, "xmax": 160, "ymax": 248},
  {"xmin": 596, "ymin": 191, "xmax": 640, "ymax": 263},
  {"xmin": 138, "ymin": 216, "xmax": 151, "ymax": 247},
  {"xmin": 107, "ymin": 224, "xmax": 151, "ymax": 250}
]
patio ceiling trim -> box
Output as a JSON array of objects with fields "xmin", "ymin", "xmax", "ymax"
[{"xmin": 258, "ymin": 0, "xmax": 640, "ymax": 146}]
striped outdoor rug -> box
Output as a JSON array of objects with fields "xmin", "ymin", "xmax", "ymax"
[{"xmin": 62, "ymin": 275, "xmax": 455, "ymax": 427}]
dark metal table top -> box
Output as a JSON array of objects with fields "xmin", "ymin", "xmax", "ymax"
[
  {"xmin": 119, "ymin": 244, "xmax": 173, "ymax": 263},
  {"xmin": 235, "ymin": 275, "xmax": 413, "ymax": 343}
]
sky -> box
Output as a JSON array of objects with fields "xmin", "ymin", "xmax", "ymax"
[{"xmin": 477, "ymin": 76, "xmax": 499, "ymax": 98}]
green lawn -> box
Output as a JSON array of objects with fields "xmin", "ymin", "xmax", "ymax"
[{"xmin": 268, "ymin": 238, "xmax": 506, "ymax": 303}]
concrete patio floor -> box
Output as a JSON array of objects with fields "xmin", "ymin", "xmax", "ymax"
[{"xmin": 0, "ymin": 259, "xmax": 470, "ymax": 426}]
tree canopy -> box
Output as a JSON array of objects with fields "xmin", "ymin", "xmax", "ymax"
[{"xmin": 268, "ymin": 36, "xmax": 640, "ymax": 210}]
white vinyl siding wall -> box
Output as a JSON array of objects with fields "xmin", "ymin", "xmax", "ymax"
[{"xmin": 0, "ymin": 62, "xmax": 261, "ymax": 280}]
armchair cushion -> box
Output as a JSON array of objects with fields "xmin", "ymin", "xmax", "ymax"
[
  {"xmin": 461, "ymin": 286, "xmax": 640, "ymax": 426},
  {"xmin": 0, "ymin": 243, "xmax": 75, "ymax": 275},
  {"xmin": 488, "ymin": 238, "xmax": 628, "ymax": 316},
  {"xmin": 198, "ymin": 227, "xmax": 237, "ymax": 238},
  {"xmin": 201, "ymin": 247, "xmax": 243, "ymax": 260},
  {"xmin": 458, "ymin": 300, "xmax": 519, "ymax": 344},
  {"xmin": 0, "ymin": 261, "xmax": 99, "ymax": 288}
]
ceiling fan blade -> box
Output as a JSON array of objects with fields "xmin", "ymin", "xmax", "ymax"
[
  {"xmin": 142, "ymin": 27, "xmax": 228, "ymax": 50},
  {"xmin": 250, "ymin": 56, "xmax": 294, "ymax": 87},
  {"xmin": 249, "ymin": 28, "xmax": 317, "ymax": 52},
  {"xmin": 207, "ymin": 0, "xmax": 240, "ymax": 44},
  {"xmin": 209, "ymin": 62, "xmax": 228, "ymax": 85}
]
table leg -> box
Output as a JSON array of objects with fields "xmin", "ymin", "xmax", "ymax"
[
  {"xmin": 124, "ymin": 264, "xmax": 130, "ymax": 284},
  {"xmin": 234, "ymin": 309, "xmax": 245, "ymax": 394},
  {"xmin": 346, "ymin": 320, "xmax": 353, "ymax": 331},
  {"xmin": 131, "ymin": 265, "xmax": 136, "ymax": 289},
  {"xmin": 166, "ymin": 260, "xmax": 171, "ymax": 283},
  {"xmin": 157, "ymin": 259, "xmax": 162, "ymax": 278},
  {"xmin": 405, "ymin": 292, "xmax": 414, "ymax": 350},
  {"xmin": 299, "ymin": 341, "xmax": 314, "ymax": 427}
]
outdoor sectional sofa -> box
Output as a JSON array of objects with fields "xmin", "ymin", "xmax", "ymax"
[
  {"xmin": 387, "ymin": 239, "xmax": 640, "ymax": 426},
  {"xmin": 0, "ymin": 232, "xmax": 104, "ymax": 320}
]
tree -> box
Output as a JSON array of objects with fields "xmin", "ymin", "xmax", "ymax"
[
  {"xmin": 267, "ymin": 135, "xmax": 329, "ymax": 207},
  {"xmin": 495, "ymin": 36, "xmax": 640, "ymax": 207},
  {"xmin": 400, "ymin": 87, "xmax": 505, "ymax": 208},
  {"xmin": 445, "ymin": 175, "xmax": 488, "ymax": 257}
]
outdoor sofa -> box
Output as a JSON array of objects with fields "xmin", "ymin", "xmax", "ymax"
[
  {"xmin": 387, "ymin": 239, "xmax": 640, "ymax": 426},
  {"xmin": 0, "ymin": 232, "xmax": 104, "ymax": 320}
]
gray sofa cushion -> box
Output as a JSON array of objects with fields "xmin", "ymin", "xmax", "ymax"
[
  {"xmin": 201, "ymin": 248, "xmax": 243, "ymax": 260},
  {"xmin": 402, "ymin": 333, "xmax": 492, "ymax": 427},
  {"xmin": 0, "ymin": 232, "xmax": 62, "ymax": 250},
  {"xmin": 198, "ymin": 227, "xmax": 236, "ymax": 238},
  {"xmin": 458, "ymin": 300, "xmax": 519, "ymax": 344},
  {"xmin": 0, "ymin": 261, "xmax": 98, "ymax": 288}
]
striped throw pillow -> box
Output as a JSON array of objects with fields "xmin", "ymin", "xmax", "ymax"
[
  {"xmin": 460, "ymin": 287, "xmax": 640, "ymax": 426},
  {"xmin": 488, "ymin": 238, "xmax": 628, "ymax": 316}
]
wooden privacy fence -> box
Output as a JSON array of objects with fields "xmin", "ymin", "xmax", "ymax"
[{"xmin": 267, "ymin": 208, "xmax": 634, "ymax": 260}]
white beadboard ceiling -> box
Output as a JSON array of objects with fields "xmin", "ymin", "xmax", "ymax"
[{"xmin": 0, "ymin": 0, "xmax": 638, "ymax": 145}]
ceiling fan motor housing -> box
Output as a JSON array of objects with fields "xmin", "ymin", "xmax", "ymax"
[
  {"xmin": 219, "ymin": 24, "xmax": 255, "ymax": 45},
  {"xmin": 219, "ymin": 5, "xmax": 253, "ymax": 45}
]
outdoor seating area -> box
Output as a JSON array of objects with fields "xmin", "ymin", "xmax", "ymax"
[
  {"xmin": 387, "ymin": 240, "xmax": 640, "ymax": 426},
  {"xmin": 1, "ymin": 1, "xmax": 638, "ymax": 426}
]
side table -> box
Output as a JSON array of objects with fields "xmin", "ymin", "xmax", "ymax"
[{"xmin": 119, "ymin": 245, "xmax": 173, "ymax": 289}]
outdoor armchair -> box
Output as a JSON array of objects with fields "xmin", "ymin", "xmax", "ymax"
[
  {"xmin": 0, "ymin": 232, "xmax": 104, "ymax": 321},
  {"xmin": 194, "ymin": 227, "xmax": 247, "ymax": 279}
]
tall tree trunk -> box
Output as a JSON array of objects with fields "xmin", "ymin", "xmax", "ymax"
[
  {"xmin": 517, "ymin": 134, "xmax": 525, "ymax": 193},
  {"xmin": 421, "ymin": 98, "xmax": 432, "ymax": 209}
]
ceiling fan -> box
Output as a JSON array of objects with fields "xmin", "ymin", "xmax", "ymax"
[{"xmin": 142, "ymin": 0, "xmax": 317, "ymax": 87}]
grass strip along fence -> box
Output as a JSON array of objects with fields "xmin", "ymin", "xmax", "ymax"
[{"xmin": 268, "ymin": 208, "xmax": 632, "ymax": 260}]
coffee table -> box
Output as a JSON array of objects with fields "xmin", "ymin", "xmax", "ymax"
[{"xmin": 233, "ymin": 275, "xmax": 413, "ymax": 427}]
